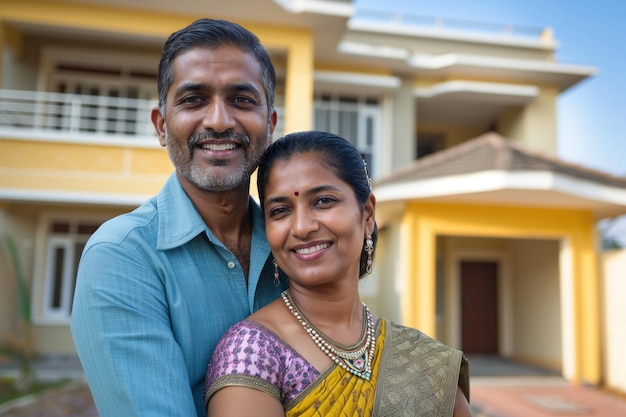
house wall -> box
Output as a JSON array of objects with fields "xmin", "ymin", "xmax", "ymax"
[
  {"xmin": 498, "ymin": 86, "xmax": 559, "ymax": 156},
  {"xmin": 390, "ymin": 76, "xmax": 417, "ymax": 171},
  {"xmin": 0, "ymin": 208, "xmax": 17, "ymax": 334},
  {"xmin": 0, "ymin": 138, "xmax": 171, "ymax": 197},
  {"xmin": 1, "ymin": 34, "xmax": 38, "ymax": 90},
  {"xmin": 0, "ymin": 203, "xmax": 128, "ymax": 355},
  {"xmin": 602, "ymin": 249, "xmax": 626, "ymax": 394},
  {"xmin": 361, "ymin": 221, "xmax": 403, "ymax": 324},
  {"xmin": 0, "ymin": 204, "xmax": 38, "ymax": 344},
  {"xmin": 509, "ymin": 239, "xmax": 562, "ymax": 370},
  {"xmin": 388, "ymin": 201, "xmax": 601, "ymax": 383}
]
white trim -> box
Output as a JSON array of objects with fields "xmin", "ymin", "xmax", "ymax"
[
  {"xmin": 348, "ymin": 19, "xmax": 557, "ymax": 50},
  {"xmin": 0, "ymin": 188, "xmax": 152, "ymax": 207},
  {"xmin": 41, "ymin": 236, "xmax": 75, "ymax": 321},
  {"xmin": 314, "ymin": 70, "xmax": 401, "ymax": 90},
  {"xmin": 0, "ymin": 128, "xmax": 159, "ymax": 148},
  {"xmin": 273, "ymin": 0, "xmax": 353, "ymax": 16},
  {"xmin": 409, "ymin": 53, "xmax": 595, "ymax": 77},
  {"xmin": 374, "ymin": 170, "xmax": 626, "ymax": 207},
  {"xmin": 337, "ymin": 41, "xmax": 409, "ymax": 61},
  {"xmin": 415, "ymin": 80, "xmax": 539, "ymax": 100}
]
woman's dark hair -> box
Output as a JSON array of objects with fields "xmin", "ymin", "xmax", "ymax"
[
  {"xmin": 157, "ymin": 18, "xmax": 276, "ymax": 115},
  {"xmin": 257, "ymin": 131, "xmax": 378, "ymax": 278}
]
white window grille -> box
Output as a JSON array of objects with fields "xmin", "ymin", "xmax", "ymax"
[{"xmin": 313, "ymin": 95, "xmax": 380, "ymax": 177}]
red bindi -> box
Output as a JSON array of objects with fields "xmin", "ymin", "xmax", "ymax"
[{"xmin": 294, "ymin": 191, "xmax": 299, "ymax": 196}]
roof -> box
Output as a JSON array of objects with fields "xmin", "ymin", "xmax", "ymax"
[
  {"xmin": 373, "ymin": 132, "xmax": 626, "ymax": 219},
  {"xmin": 376, "ymin": 132, "xmax": 626, "ymax": 188}
]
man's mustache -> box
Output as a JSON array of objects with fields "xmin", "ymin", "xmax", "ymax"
[{"xmin": 188, "ymin": 131, "xmax": 250, "ymax": 148}]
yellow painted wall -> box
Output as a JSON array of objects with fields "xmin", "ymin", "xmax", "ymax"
[
  {"xmin": 397, "ymin": 202, "xmax": 600, "ymax": 383},
  {"xmin": 0, "ymin": 138, "xmax": 171, "ymax": 196}
]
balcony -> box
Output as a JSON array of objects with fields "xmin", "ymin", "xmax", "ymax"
[
  {"xmin": 0, "ymin": 89, "xmax": 157, "ymax": 144},
  {"xmin": 0, "ymin": 89, "xmax": 286, "ymax": 144}
]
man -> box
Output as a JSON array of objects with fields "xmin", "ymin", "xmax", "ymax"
[{"xmin": 71, "ymin": 18, "xmax": 286, "ymax": 417}]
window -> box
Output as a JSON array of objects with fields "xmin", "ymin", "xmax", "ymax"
[
  {"xmin": 40, "ymin": 47, "xmax": 159, "ymax": 136},
  {"xmin": 41, "ymin": 219, "xmax": 100, "ymax": 322},
  {"xmin": 313, "ymin": 94, "xmax": 380, "ymax": 177}
]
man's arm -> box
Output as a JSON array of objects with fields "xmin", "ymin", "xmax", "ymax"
[{"xmin": 71, "ymin": 241, "xmax": 198, "ymax": 417}]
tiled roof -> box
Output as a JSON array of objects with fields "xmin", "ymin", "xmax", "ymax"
[{"xmin": 375, "ymin": 131, "xmax": 626, "ymax": 188}]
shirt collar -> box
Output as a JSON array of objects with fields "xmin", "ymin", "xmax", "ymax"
[{"xmin": 156, "ymin": 173, "xmax": 268, "ymax": 253}]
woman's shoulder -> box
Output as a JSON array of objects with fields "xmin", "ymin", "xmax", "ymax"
[
  {"xmin": 205, "ymin": 316, "xmax": 320, "ymax": 406},
  {"xmin": 385, "ymin": 320, "xmax": 462, "ymax": 355},
  {"xmin": 212, "ymin": 319, "xmax": 284, "ymax": 359}
]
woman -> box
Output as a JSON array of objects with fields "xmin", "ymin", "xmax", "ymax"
[{"xmin": 204, "ymin": 131, "xmax": 472, "ymax": 416}]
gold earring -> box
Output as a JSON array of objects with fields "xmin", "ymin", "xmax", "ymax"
[
  {"xmin": 364, "ymin": 235, "xmax": 374, "ymax": 274},
  {"xmin": 273, "ymin": 259, "xmax": 280, "ymax": 287}
]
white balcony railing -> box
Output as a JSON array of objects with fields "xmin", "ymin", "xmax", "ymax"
[
  {"xmin": 353, "ymin": 10, "xmax": 549, "ymax": 41},
  {"xmin": 0, "ymin": 89, "xmax": 285, "ymax": 142},
  {"xmin": 0, "ymin": 89, "xmax": 157, "ymax": 140}
]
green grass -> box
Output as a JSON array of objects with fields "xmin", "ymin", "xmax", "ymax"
[{"xmin": 0, "ymin": 377, "xmax": 70, "ymax": 405}]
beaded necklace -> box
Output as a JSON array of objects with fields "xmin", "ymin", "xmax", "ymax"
[{"xmin": 281, "ymin": 290, "xmax": 375, "ymax": 380}]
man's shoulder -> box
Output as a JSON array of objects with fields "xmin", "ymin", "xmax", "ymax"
[{"xmin": 89, "ymin": 197, "xmax": 159, "ymax": 246}]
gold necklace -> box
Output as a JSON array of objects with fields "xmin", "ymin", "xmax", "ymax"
[{"xmin": 281, "ymin": 290, "xmax": 375, "ymax": 380}]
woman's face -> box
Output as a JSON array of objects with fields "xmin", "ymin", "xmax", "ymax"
[{"xmin": 263, "ymin": 152, "xmax": 375, "ymax": 289}]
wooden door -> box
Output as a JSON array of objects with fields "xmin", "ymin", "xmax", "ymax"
[{"xmin": 460, "ymin": 261, "xmax": 499, "ymax": 354}]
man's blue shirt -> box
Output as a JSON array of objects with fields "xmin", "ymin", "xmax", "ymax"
[{"xmin": 71, "ymin": 174, "xmax": 286, "ymax": 417}]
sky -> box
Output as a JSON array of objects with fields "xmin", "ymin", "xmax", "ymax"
[{"xmin": 354, "ymin": 0, "xmax": 626, "ymax": 244}]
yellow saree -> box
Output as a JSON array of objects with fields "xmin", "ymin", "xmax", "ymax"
[
  {"xmin": 285, "ymin": 321, "xmax": 385, "ymax": 416},
  {"xmin": 205, "ymin": 319, "xmax": 469, "ymax": 417},
  {"xmin": 286, "ymin": 319, "xmax": 468, "ymax": 416}
]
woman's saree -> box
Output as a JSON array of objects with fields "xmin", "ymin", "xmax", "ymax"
[{"xmin": 205, "ymin": 319, "xmax": 469, "ymax": 417}]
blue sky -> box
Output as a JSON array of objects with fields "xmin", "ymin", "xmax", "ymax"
[{"xmin": 354, "ymin": 0, "xmax": 626, "ymax": 244}]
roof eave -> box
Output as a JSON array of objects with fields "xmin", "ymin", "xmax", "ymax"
[{"xmin": 374, "ymin": 170, "xmax": 626, "ymax": 220}]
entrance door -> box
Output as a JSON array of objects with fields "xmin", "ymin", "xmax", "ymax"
[{"xmin": 460, "ymin": 261, "xmax": 499, "ymax": 354}]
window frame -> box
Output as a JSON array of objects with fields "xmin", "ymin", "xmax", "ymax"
[
  {"xmin": 313, "ymin": 94, "xmax": 381, "ymax": 178},
  {"xmin": 34, "ymin": 212, "xmax": 107, "ymax": 325}
]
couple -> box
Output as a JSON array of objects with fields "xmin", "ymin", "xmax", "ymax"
[{"xmin": 71, "ymin": 18, "xmax": 471, "ymax": 417}]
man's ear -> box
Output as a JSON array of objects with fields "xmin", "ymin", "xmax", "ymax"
[
  {"xmin": 268, "ymin": 109, "xmax": 278, "ymax": 144},
  {"xmin": 151, "ymin": 107, "xmax": 167, "ymax": 147}
]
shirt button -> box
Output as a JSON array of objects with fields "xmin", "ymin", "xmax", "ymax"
[{"xmin": 227, "ymin": 261, "xmax": 236, "ymax": 269}]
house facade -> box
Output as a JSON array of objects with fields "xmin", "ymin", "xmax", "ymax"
[{"xmin": 1, "ymin": 0, "xmax": 624, "ymax": 390}]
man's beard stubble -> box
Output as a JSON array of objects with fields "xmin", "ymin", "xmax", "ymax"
[{"xmin": 166, "ymin": 126, "xmax": 269, "ymax": 192}]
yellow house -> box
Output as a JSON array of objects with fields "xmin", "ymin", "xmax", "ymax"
[
  {"xmin": 369, "ymin": 132, "xmax": 626, "ymax": 386},
  {"xmin": 0, "ymin": 0, "xmax": 624, "ymax": 389}
]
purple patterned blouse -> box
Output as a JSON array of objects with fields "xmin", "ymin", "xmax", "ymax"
[{"xmin": 204, "ymin": 320, "xmax": 320, "ymax": 405}]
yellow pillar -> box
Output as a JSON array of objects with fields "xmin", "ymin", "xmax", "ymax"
[
  {"xmin": 257, "ymin": 27, "xmax": 314, "ymax": 133},
  {"xmin": 402, "ymin": 203, "xmax": 437, "ymax": 337},
  {"xmin": 572, "ymin": 220, "xmax": 601, "ymax": 384}
]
